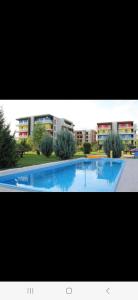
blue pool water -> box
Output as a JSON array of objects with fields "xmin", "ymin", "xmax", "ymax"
[{"xmin": 0, "ymin": 159, "xmax": 125, "ymax": 192}]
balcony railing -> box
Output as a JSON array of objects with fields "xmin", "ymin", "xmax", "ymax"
[
  {"xmin": 19, "ymin": 134, "xmax": 28, "ymax": 138},
  {"xmin": 118, "ymin": 131, "xmax": 133, "ymax": 134},
  {"xmin": 18, "ymin": 129, "xmax": 28, "ymax": 133},
  {"xmin": 98, "ymin": 126, "xmax": 112, "ymax": 129},
  {"xmin": 63, "ymin": 123, "xmax": 73, "ymax": 128},
  {"xmin": 120, "ymin": 136, "xmax": 135, "ymax": 140},
  {"xmin": 18, "ymin": 125, "xmax": 28, "ymax": 130},
  {"xmin": 98, "ymin": 131, "xmax": 112, "ymax": 135},
  {"xmin": 34, "ymin": 119, "xmax": 53, "ymax": 124},
  {"xmin": 118, "ymin": 125, "xmax": 134, "ymax": 129},
  {"xmin": 98, "ymin": 136, "xmax": 109, "ymax": 140},
  {"xmin": 18, "ymin": 121, "xmax": 29, "ymax": 125}
]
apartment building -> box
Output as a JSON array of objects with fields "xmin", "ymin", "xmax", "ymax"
[
  {"xmin": 75, "ymin": 130, "xmax": 97, "ymax": 145},
  {"xmin": 16, "ymin": 114, "xmax": 74, "ymax": 139},
  {"xmin": 97, "ymin": 121, "xmax": 136, "ymax": 148}
]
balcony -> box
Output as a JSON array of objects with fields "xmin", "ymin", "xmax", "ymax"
[
  {"xmin": 98, "ymin": 135, "xmax": 109, "ymax": 140},
  {"xmin": 118, "ymin": 131, "xmax": 133, "ymax": 134},
  {"xmin": 34, "ymin": 119, "xmax": 53, "ymax": 124},
  {"xmin": 18, "ymin": 121, "xmax": 29, "ymax": 125},
  {"xmin": 19, "ymin": 133, "xmax": 28, "ymax": 138},
  {"xmin": 63, "ymin": 122, "xmax": 73, "ymax": 129},
  {"xmin": 62, "ymin": 125, "xmax": 74, "ymax": 132},
  {"xmin": 98, "ymin": 126, "xmax": 112, "ymax": 130},
  {"xmin": 98, "ymin": 131, "xmax": 111, "ymax": 135},
  {"xmin": 18, "ymin": 128, "xmax": 28, "ymax": 132},
  {"xmin": 18, "ymin": 124, "xmax": 28, "ymax": 129},
  {"xmin": 121, "ymin": 139, "xmax": 135, "ymax": 141},
  {"xmin": 118, "ymin": 125, "xmax": 134, "ymax": 129},
  {"xmin": 120, "ymin": 135, "xmax": 135, "ymax": 140}
]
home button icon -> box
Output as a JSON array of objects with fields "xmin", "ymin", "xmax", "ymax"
[{"xmin": 66, "ymin": 287, "xmax": 72, "ymax": 295}]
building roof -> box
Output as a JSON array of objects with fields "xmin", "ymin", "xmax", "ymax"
[
  {"xmin": 97, "ymin": 121, "xmax": 134, "ymax": 125},
  {"xmin": 16, "ymin": 114, "xmax": 54, "ymax": 121},
  {"xmin": 75, "ymin": 129, "xmax": 96, "ymax": 132},
  {"xmin": 62, "ymin": 118, "xmax": 75, "ymax": 126},
  {"xmin": 117, "ymin": 121, "xmax": 134, "ymax": 124},
  {"xmin": 16, "ymin": 115, "xmax": 74, "ymax": 125}
]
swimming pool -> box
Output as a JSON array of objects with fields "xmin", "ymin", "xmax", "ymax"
[{"xmin": 0, "ymin": 158, "xmax": 125, "ymax": 192}]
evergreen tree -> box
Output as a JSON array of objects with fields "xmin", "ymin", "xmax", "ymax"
[
  {"xmin": 0, "ymin": 108, "xmax": 17, "ymax": 168},
  {"xmin": 0, "ymin": 109, "xmax": 5, "ymax": 130},
  {"xmin": 104, "ymin": 134, "xmax": 124, "ymax": 158},
  {"xmin": 83, "ymin": 142, "xmax": 91, "ymax": 154},
  {"xmin": 54, "ymin": 130, "xmax": 76, "ymax": 160},
  {"xmin": 40, "ymin": 134, "xmax": 53, "ymax": 157}
]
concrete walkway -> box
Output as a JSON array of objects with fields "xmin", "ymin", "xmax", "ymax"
[
  {"xmin": 116, "ymin": 159, "xmax": 138, "ymax": 192},
  {"xmin": 0, "ymin": 186, "xmax": 25, "ymax": 192}
]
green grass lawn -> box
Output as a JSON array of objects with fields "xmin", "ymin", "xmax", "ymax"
[
  {"xmin": 16, "ymin": 151, "xmax": 105, "ymax": 168},
  {"xmin": 16, "ymin": 153, "xmax": 60, "ymax": 168},
  {"xmin": 0, "ymin": 151, "xmax": 105, "ymax": 170},
  {"xmin": 16, "ymin": 152, "xmax": 85, "ymax": 168}
]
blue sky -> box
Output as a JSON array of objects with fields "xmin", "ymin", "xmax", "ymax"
[{"xmin": 0, "ymin": 100, "xmax": 138, "ymax": 133}]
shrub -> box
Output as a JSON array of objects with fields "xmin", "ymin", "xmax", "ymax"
[
  {"xmin": 18, "ymin": 138, "xmax": 31, "ymax": 153},
  {"xmin": 40, "ymin": 134, "xmax": 53, "ymax": 157},
  {"xmin": 16, "ymin": 138, "xmax": 32, "ymax": 158},
  {"xmin": 76, "ymin": 145, "xmax": 83, "ymax": 152},
  {"xmin": 16, "ymin": 142, "xmax": 25, "ymax": 158},
  {"xmin": 92, "ymin": 142, "xmax": 99, "ymax": 152},
  {"xmin": 83, "ymin": 142, "xmax": 91, "ymax": 154},
  {"xmin": 54, "ymin": 130, "xmax": 76, "ymax": 160},
  {"xmin": 103, "ymin": 134, "xmax": 124, "ymax": 158},
  {"xmin": 0, "ymin": 108, "xmax": 17, "ymax": 168}
]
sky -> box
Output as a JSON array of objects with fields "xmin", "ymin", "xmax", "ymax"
[{"xmin": 0, "ymin": 100, "xmax": 138, "ymax": 133}]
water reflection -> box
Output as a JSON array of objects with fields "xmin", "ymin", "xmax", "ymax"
[
  {"xmin": 97, "ymin": 161, "xmax": 121, "ymax": 183},
  {"xmin": 15, "ymin": 165, "xmax": 76, "ymax": 192},
  {"xmin": 2, "ymin": 160, "xmax": 123, "ymax": 192},
  {"xmin": 77, "ymin": 160, "xmax": 97, "ymax": 171}
]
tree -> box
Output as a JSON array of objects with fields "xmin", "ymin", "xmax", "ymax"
[
  {"xmin": 0, "ymin": 108, "xmax": 17, "ymax": 168},
  {"xmin": 16, "ymin": 138, "xmax": 32, "ymax": 157},
  {"xmin": 83, "ymin": 142, "xmax": 91, "ymax": 154},
  {"xmin": 18, "ymin": 138, "xmax": 31, "ymax": 152},
  {"xmin": 26, "ymin": 136, "xmax": 34, "ymax": 151},
  {"xmin": 103, "ymin": 134, "xmax": 124, "ymax": 158},
  {"xmin": 40, "ymin": 134, "xmax": 53, "ymax": 157},
  {"xmin": 54, "ymin": 130, "xmax": 76, "ymax": 160},
  {"xmin": 92, "ymin": 142, "xmax": 99, "ymax": 152},
  {"xmin": 32, "ymin": 123, "xmax": 46, "ymax": 154}
]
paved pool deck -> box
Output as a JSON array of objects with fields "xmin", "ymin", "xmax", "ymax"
[
  {"xmin": 0, "ymin": 159, "xmax": 138, "ymax": 192},
  {"xmin": 116, "ymin": 159, "xmax": 138, "ymax": 192},
  {"xmin": 0, "ymin": 186, "xmax": 25, "ymax": 192}
]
